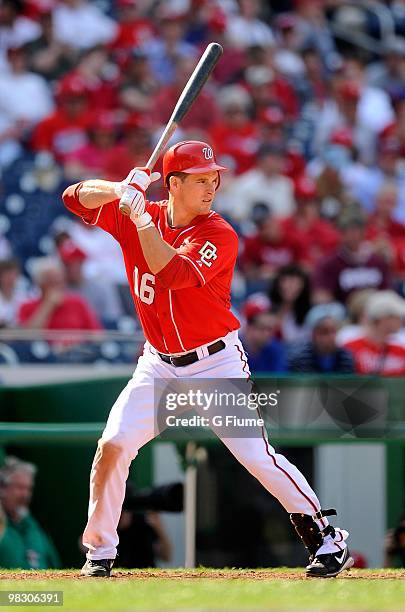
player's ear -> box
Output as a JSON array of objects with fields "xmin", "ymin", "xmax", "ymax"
[{"xmin": 168, "ymin": 175, "xmax": 178, "ymax": 193}]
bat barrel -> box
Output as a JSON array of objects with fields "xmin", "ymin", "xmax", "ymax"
[{"xmin": 119, "ymin": 42, "xmax": 223, "ymax": 216}]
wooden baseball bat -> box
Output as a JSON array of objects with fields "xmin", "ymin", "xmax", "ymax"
[{"xmin": 119, "ymin": 42, "xmax": 223, "ymax": 215}]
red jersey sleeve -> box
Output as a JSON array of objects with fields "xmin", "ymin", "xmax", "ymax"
[
  {"xmin": 62, "ymin": 182, "xmax": 129, "ymax": 242},
  {"xmin": 156, "ymin": 222, "xmax": 239, "ymax": 290},
  {"xmin": 62, "ymin": 183, "xmax": 162, "ymax": 245}
]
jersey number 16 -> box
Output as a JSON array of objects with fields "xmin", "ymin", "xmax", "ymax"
[{"xmin": 134, "ymin": 266, "xmax": 155, "ymax": 305}]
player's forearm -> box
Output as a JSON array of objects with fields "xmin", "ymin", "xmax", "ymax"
[
  {"xmin": 137, "ymin": 226, "xmax": 177, "ymax": 273},
  {"xmin": 72, "ymin": 180, "xmax": 122, "ymax": 209}
]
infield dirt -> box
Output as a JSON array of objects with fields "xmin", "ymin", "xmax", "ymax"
[{"xmin": 1, "ymin": 569, "xmax": 404, "ymax": 581}]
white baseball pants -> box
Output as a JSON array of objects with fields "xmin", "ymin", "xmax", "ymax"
[{"xmin": 83, "ymin": 331, "xmax": 325, "ymax": 561}]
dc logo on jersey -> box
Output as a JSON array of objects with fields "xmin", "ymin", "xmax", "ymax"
[
  {"xmin": 202, "ymin": 146, "xmax": 213, "ymax": 160},
  {"xmin": 198, "ymin": 241, "xmax": 217, "ymax": 267}
]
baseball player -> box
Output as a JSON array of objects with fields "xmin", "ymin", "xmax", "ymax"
[{"xmin": 62, "ymin": 140, "xmax": 353, "ymax": 578}]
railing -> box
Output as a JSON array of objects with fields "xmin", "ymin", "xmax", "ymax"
[{"xmin": 0, "ymin": 329, "xmax": 145, "ymax": 365}]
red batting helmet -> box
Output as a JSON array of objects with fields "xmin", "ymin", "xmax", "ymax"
[{"xmin": 163, "ymin": 140, "xmax": 227, "ymax": 189}]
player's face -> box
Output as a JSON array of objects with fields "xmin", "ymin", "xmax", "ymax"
[{"xmin": 176, "ymin": 171, "xmax": 219, "ymax": 216}]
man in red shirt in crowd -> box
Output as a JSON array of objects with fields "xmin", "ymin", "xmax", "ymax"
[
  {"xmin": 241, "ymin": 206, "xmax": 307, "ymax": 283},
  {"xmin": 62, "ymin": 140, "xmax": 352, "ymax": 579},
  {"xmin": 343, "ymin": 290, "xmax": 405, "ymax": 376},
  {"xmin": 153, "ymin": 56, "xmax": 220, "ymax": 133},
  {"xmin": 282, "ymin": 175, "xmax": 340, "ymax": 269},
  {"xmin": 210, "ymin": 85, "xmax": 258, "ymax": 174},
  {"xmin": 18, "ymin": 256, "xmax": 101, "ymax": 331},
  {"xmin": 365, "ymin": 181, "xmax": 405, "ymax": 281},
  {"xmin": 31, "ymin": 77, "xmax": 91, "ymax": 161}
]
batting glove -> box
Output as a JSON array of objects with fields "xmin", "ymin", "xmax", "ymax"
[
  {"xmin": 116, "ymin": 167, "xmax": 160, "ymax": 194},
  {"xmin": 127, "ymin": 167, "xmax": 161, "ymax": 189},
  {"xmin": 119, "ymin": 186, "xmax": 154, "ymax": 229}
]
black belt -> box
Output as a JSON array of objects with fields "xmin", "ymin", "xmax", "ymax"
[{"xmin": 158, "ymin": 340, "xmax": 226, "ymax": 367}]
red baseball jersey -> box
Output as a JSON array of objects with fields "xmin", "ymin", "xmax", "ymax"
[
  {"xmin": 63, "ymin": 185, "xmax": 240, "ymax": 354},
  {"xmin": 343, "ymin": 336, "xmax": 405, "ymax": 376}
]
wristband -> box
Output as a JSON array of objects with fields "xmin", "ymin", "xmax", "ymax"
[
  {"xmin": 137, "ymin": 220, "xmax": 155, "ymax": 231},
  {"xmin": 133, "ymin": 211, "xmax": 154, "ymax": 230}
]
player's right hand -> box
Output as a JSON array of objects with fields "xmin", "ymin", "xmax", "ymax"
[{"xmin": 119, "ymin": 185, "xmax": 145, "ymax": 221}]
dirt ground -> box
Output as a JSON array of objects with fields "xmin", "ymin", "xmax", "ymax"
[{"xmin": 1, "ymin": 569, "xmax": 404, "ymax": 581}]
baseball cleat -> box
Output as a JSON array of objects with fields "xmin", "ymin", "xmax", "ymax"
[
  {"xmin": 306, "ymin": 546, "xmax": 354, "ymax": 578},
  {"xmin": 81, "ymin": 558, "xmax": 114, "ymax": 577}
]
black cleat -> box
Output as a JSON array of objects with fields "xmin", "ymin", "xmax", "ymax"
[
  {"xmin": 81, "ymin": 558, "xmax": 114, "ymax": 577},
  {"xmin": 306, "ymin": 546, "xmax": 354, "ymax": 578}
]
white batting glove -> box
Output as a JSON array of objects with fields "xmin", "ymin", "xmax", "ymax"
[
  {"xmin": 119, "ymin": 186, "xmax": 153, "ymax": 229},
  {"xmin": 114, "ymin": 168, "xmax": 161, "ymax": 198},
  {"xmin": 125, "ymin": 167, "xmax": 161, "ymax": 190}
]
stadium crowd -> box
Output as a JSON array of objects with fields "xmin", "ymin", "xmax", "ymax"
[{"xmin": 0, "ymin": 0, "xmax": 404, "ymax": 375}]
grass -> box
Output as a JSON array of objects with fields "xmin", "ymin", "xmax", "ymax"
[{"xmin": 0, "ymin": 568, "xmax": 404, "ymax": 610}]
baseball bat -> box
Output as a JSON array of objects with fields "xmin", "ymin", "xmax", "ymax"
[{"xmin": 119, "ymin": 42, "xmax": 223, "ymax": 215}]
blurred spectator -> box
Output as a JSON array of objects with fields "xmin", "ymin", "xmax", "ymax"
[
  {"xmin": 59, "ymin": 46, "xmax": 118, "ymax": 112},
  {"xmin": 0, "ymin": 46, "xmax": 54, "ymax": 144},
  {"xmin": 52, "ymin": 0, "xmax": 117, "ymax": 50},
  {"xmin": 144, "ymin": 9, "xmax": 197, "ymax": 85},
  {"xmin": 0, "ymin": 0, "xmax": 41, "ymax": 72},
  {"xmin": 241, "ymin": 208, "xmax": 307, "ymax": 287},
  {"xmin": 118, "ymin": 48, "xmax": 159, "ymax": 116},
  {"xmin": 210, "ymin": 84, "xmax": 258, "ymax": 175},
  {"xmin": 64, "ymin": 111, "xmax": 118, "ymax": 180},
  {"xmin": 153, "ymin": 55, "xmax": 220, "ymax": 133},
  {"xmin": 310, "ymin": 129, "xmax": 356, "ymax": 221},
  {"xmin": 18, "ymin": 256, "xmax": 102, "ymax": 331},
  {"xmin": 228, "ymin": 143, "xmax": 295, "ymax": 220},
  {"xmin": 314, "ymin": 71, "xmax": 394, "ymax": 164},
  {"xmin": 380, "ymin": 98, "xmax": 405, "ymax": 159},
  {"xmin": 31, "ymin": 76, "xmax": 91, "ymax": 161},
  {"xmin": 268, "ymin": 264, "xmax": 311, "ymax": 344},
  {"xmin": 244, "ymin": 63, "xmax": 299, "ymax": 120},
  {"xmin": 296, "ymin": 46, "xmax": 328, "ymax": 105},
  {"xmin": 346, "ymin": 136, "xmax": 405, "ymax": 225},
  {"xmin": 343, "ymin": 290, "xmax": 405, "ymax": 376},
  {"xmin": 365, "ymin": 182, "xmax": 405, "ymax": 281},
  {"xmin": 313, "ymin": 211, "xmax": 390, "ymax": 304},
  {"xmin": 366, "ymin": 36, "xmax": 405, "ymax": 94},
  {"xmin": 111, "ymin": 0, "xmax": 155, "ymax": 52},
  {"xmin": 257, "ymin": 105, "xmax": 285, "ymax": 148},
  {"xmin": 240, "ymin": 308, "xmax": 286, "ymax": 373},
  {"xmin": 282, "ymin": 175, "xmax": 340, "ymax": 268},
  {"xmin": 0, "ymin": 456, "xmax": 60, "ymax": 569},
  {"xmin": 102, "ymin": 114, "xmax": 153, "ymax": 184},
  {"xmin": 294, "ymin": 0, "xmax": 339, "ymax": 72},
  {"xmin": 225, "ymin": 0, "xmax": 274, "ymax": 49},
  {"xmin": 272, "ymin": 13, "xmax": 306, "ymax": 80},
  {"xmin": 288, "ymin": 302, "xmax": 354, "ymax": 374},
  {"xmin": 58, "ymin": 238, "xmax": 123, "ymax": 327},
  {"xmin": 66, "ymin": 220, "xmax": 127, "ymax": 286},
  {"xmin": 0, "ymin": 258, "xmax": 29, "ymax": 328},
  {"xmin": 336, "ymin": 288, "xmax": 378, "ymax": 345},
  {"xmin": 23, "ymin": 9, "xmax": 76, "ymax": 81}
]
